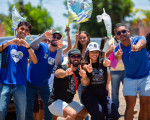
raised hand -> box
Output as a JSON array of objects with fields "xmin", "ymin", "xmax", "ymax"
[
  {"xmin": 79, "ymin": 65, "xmax": 87, "ymax": 78},
  {"xmin": 115, "ymin": 43, "xmax": 123, "ymax": 57},
  {"xmin": 10, "ymin": 38, "xmax": 20, "ymax": 45},
  {"xmin": 44, "ymin": 29, "xmax": 54, "ymax": 39},
  {"xmin": 110, "ymin": 44, "xmax": 116, "ymax": 51},
  {"xmin": 130, "ymin": 39, "xmax": 139, "ymax": 52},
  {"xmin": 57, "ymin": 36, "xmax": 63, "ymax": 49},
  {"xmin": 66, "ymin": 26, "xmax": 70, "ymax": 33},
  {"xmin": 18, "ymin": 39, "xmax": 30, "ymax": 48},
  {"xmin": 86, "ymin": 59, "xmax": 93, "ymax": 73},
  {"xmin": 75, "ymin": 32, "xmax": 79, "ymax": 42},
  {"xmin": 103, "ymin": 53, "xmax": 111, "ymax": 67},
  {"xmin": 66, "ymin": 64, "xmax": 73, "ymax": 76}
]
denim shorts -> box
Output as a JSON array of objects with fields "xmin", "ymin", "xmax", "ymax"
[
  {"xmin": 48, "ymin": 99, "xmax": 84, "ymax": 117},
  {"xmin": 123, "ymin": 75, "xmax": 150, "ymax": 96}
]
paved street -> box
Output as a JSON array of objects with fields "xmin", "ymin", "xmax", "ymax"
[{"xmin": 57, "ymin": 83, "xmax": 140, "ymax": 120}]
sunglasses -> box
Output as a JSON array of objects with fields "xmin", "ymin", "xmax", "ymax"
[
  {"xmin": 42, "ymin": 39, "xmax": 50, "ymax": 43},
  {"xmin": 116, "ymin": 30, "xmax": 127, "ymax": 36},
  {"xmin": 70, "ymin": 55, "xmax": 81, "ymax": 59},
  {"xmin": 20, "ymin": 27, "xmax": 29, "ymax": 33},
  {"xmin": 53, "ymin": 35, "xmax": 61, "ymax": 40}
]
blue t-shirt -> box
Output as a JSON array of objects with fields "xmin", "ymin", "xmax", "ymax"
[
  {"xmin": 0, "ymin": 40, "xmax": 29, "ymax": 85},
  {"xmin": 27, "ymin": 42, "xmax": 57, "ymax": 87},
  {"xmin": 113, "ymin": 36, "xmax": 149, "ymax": 79}
]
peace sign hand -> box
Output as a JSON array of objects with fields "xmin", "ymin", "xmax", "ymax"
[
  {"xmin": 66, "ymin": 64, "xmax": 73, "ymax": 76},
  {"xmin": 44, "ymin": 29, "xmax": 54, "ymax": 39},
  {"xmin": 110, "ymin": 44, "xmax": 116, "ymax": 51},
  {"xmin": 103, "ymin": 53, "xmax": 111, "ymax": 67},
  {"xmin": 86, "ymin": 59, "xmax": 93, "ymax": 73},
  {"xmin": 79, "ymin": 65, "xmax": 87, "ymax": 78},
  {"xmin": 57, "ymin": 37, "xmax": 63, "ymax": 49},
  {"xmin": 130, "ymin": 39, "xmax": 139, "ymax": 52},
  {"xmin": 115, "ymin": 43, "xmax": 123, "ymax": 57}
]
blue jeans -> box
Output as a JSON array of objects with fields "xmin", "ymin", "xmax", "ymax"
[
  {"xmin": 110, "ymin": 70, "xmax": 125, "ymax": 109},
  {"xmin": 81, "ymin": 89, "xmax": 120, "ymax": 120},
  {"xmin": 0, "ymin": 84, "xmax": 26, "ymax": 120},
  {"xmin": 25, "ymin": 82, "xmax": 53, "ymax": 120},
  {"xmin": 77, "ymin": 84, "xmax": 89, "ymax": 120}
]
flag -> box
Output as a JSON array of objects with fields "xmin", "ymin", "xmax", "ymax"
[
  {"xmin": 67, "ymin": 0, "xmax": 93, "ymax": 25},
  {"xmin": 12, "ymin": 6, "xmax": 26, "ymax": 36},
  {"xmin": 108, "ymin": 52, "xmax": 118, "ymax": 69},
  {"xmin": 96, "ymin": 9, "xmax": 112, "ymax": 38}
]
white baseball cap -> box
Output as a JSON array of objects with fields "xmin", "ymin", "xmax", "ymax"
[{"xmin": 86, "ymin": 42, "xmax": 100, "ymax": 51}]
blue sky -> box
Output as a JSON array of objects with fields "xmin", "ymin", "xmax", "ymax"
[{"xmin": 0, "ymin": 0, "xmax": 150, "ymax": 37}]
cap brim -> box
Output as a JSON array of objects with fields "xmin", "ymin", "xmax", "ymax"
[{"xmin": 88, "ymin": 49, "xmax": 100, "ymax": 51}]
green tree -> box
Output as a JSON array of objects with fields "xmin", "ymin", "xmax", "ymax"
[
  {"xmin": 2, "ymin": 1, "xmax": 53, "ymax": 36},
  {"xmin": 64, "ymin": 0, "xmax": 134, "ymax": 37},
  {"xmin": 131, "ymin": 8, "xmax": 150, "ymax": 27}
]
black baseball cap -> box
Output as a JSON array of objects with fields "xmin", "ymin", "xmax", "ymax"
[
  {"xmin": 52, "ymin": 31, "xmax": 62, "ymax": 38},
  {"xmin": 68, "ymin": 49, "xmax": 81, "ymax": 57}
]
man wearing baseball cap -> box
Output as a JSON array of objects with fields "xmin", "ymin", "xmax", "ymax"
[
  {"xmin": 26, "ymin": 29, "xmax": 63, "ymax": 120},
  {"xmin": 48, "ymin": 49, "xmax": 90, "ymax": 120}
]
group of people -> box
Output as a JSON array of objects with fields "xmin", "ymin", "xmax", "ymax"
[{"xmin": 0, "ymin": 20, "xmax": 150, "ymax": 120}]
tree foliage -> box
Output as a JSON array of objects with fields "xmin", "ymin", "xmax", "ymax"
[
  {"xmin": 2, "ymin": 1, "xmax": 53, "ymax": 36},
  {"xmin": 131, "ymin": 8, "xmax": 150, "ymax": 27},
  {"xmin": 64, "ymin": 0, "xmax": 134, "ymax": 37}
]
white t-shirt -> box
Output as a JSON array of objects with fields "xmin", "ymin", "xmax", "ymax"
[{"xmin": 103, "ymin": 38, "xmax": 125, "ymax": 71}]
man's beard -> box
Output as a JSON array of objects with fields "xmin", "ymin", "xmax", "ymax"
[
  {"xmin": 70, "ymin": 60, "xmax": 80, "ymax": 67},
  {"xmin": 51, "ymin": 40, "xmax": 58, "ymax": 47}
]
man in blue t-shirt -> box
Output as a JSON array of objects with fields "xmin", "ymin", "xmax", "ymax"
[
  {"xmin": 25, "ymin": 29, "xmax": 63, "ymax": 120},
  {"xmin": 0, "ymin": 21, "xmax": 37, "ymax": 120},
  {"xmin": 113, "ymin": 23, "xmax": 150, "ymax": 120}
]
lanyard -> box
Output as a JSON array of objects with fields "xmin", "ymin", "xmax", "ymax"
[{"xmin": 67, "ymin": 64, "xmax": 78, "ymax": 94}]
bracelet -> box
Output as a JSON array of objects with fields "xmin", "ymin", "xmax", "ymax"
[{"xmin": 26, "ymin": 47, "xmax": 31, "ymax": 50}]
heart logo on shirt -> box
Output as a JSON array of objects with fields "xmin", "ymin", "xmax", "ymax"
[{"xmin": 10, "ymin": 49, "xmax": 23, "ymax": 63}]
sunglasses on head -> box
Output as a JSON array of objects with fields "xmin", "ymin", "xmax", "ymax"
[
  {"xmin": 116, "ymin": 30, "xmax": 127, "ymax": 36},
  {"xmin": 20, "ymin": 27, "xmax": 29, "ymax": 33},
  {"xmin": 70, "ymin": 55, "xmax": 81, "ymax": 59},
  {"xmin": 52, "ymin": 35, "xmax": 61, "ymax": 40}
]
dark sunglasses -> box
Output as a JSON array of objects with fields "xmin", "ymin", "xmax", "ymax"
[
  {"xmin": 20, "ymin": 27, "xmax": 29, "ymax": 33},
  {"xmin": 116, "ymin": 30, "xmax": 127, "ymax": 36},
  {"xmin": 43, "ymin": 39, "xmax": 50, "ymax": 43},
  {"xmin": 53, "ymin": 35, "xmax": 61, "ymax": 40},
  {"xmin": 70, "ymin": 55, "xmax": 81, "ymax": 59}
]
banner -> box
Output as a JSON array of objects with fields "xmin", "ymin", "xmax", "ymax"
[
  {"xmin": 12, "ymin": 6, "xmax": 26, "ymax": 36},
  {"xmin": 67, "ymin": 0, "xmax": 93, "ymax": 25}
]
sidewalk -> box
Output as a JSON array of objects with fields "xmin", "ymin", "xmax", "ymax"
[{"xmin": 57, "ymin": 83, "xmax": 140, "ymax": 120}]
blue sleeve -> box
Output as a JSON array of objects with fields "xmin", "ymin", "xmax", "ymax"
[
  {"xmin": 113, "ymin": 45, "xmax": 119, "ymax": 56},
  {"xmin": 132, "ymin": 36, "xmax": 146, "ymax": 44},
  {"xmin": 30, "ymin": 34, "xmax": 47, "ymax": 50},
  {"xmin": 137, "ymin": 36, "xmax": 146, "ymax": 42}
]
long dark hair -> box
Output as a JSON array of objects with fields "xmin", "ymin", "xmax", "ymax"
[
  {"xmin": 100, "ymin": 37, "xmax": 108, "ymax": 51},
  {"xmin": 81, "ymin": 50, "xmax": 103, "ymax": 71},
  {"xmin": 77, "ymin": 31, "xmax": 90, "ymax": 52}
]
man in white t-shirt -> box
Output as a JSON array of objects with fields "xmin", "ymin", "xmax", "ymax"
[{"xmin": 103, "ymin": 36, "xmax": 125, "ymax": 110}]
